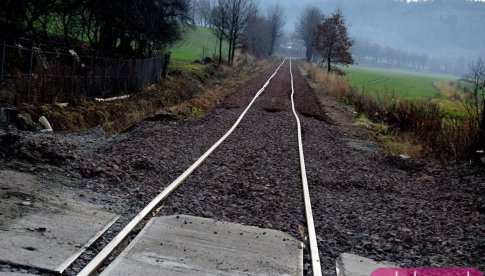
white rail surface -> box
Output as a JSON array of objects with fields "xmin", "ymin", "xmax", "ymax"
[
  {"xmin": 77, "ymin": 58, "xmax": 288, "ymax": 276},
  {"xmin": 289, "ymin": 58, "xmax": 322, "ymax": 276}
]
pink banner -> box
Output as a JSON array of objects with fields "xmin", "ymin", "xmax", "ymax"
[{"xmin": 371, "ymin": 268, "xmax": 483, "ymax": 276}]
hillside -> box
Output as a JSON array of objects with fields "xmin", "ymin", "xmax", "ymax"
[{"xmin": 169, "ymin": 26, "xmax": 229, "ymax": 61}]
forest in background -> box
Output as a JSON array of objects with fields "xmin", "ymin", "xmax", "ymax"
[{"xmin": 262, "ymin": 0, "xmax": 485, "ymax": 75}]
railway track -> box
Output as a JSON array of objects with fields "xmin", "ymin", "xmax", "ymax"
[
  {"xmin": 1, "ymin": 52, "xmax": 481, "ymax": 276},
  {"xmin": 77, "ymin": 58, "xmax": 323, "ymax": 276}
]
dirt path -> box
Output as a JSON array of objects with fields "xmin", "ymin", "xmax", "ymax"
[{"xmin": 0, "ymin": 60, "xmax": 483, "ymax": 275}]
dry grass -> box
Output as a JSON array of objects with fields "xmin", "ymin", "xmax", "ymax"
[
  {"xmin": 305, "ymin": 64, "xmax": 350, "ymax": 99},
  {"xmin": 306, "ymin": 63, "xmax": 478, "ymax": 161},
  {"xmin": 170, "ymin": 58, "xmax": 267, "ymax": 118},
  {"xmin": 380, "ymin": 132, "xmax": 424, "ymax": 158},
  {"xmin": 19, "ymin": 59, "xmax": 269, "ymax": 132},
  {"xmin": 353, "ymin": 113, "xmax": 424, "ymax": 159}
]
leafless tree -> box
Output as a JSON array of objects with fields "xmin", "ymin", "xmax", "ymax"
[
  {"xmin": 460, "ymin": 58, "xmax": 485, "ymax": 157},
  {"xmin": 209, "ymin": 0, "xmax": 229, "ymax": 65},
  {"xmin": 242, "ymin": 13, "xmax": 271, "ymax": 57},
  {"xmin": 192, "ymin": 0, "xmax": 212, "ymax": 26},
  {"xmin": 266, "ymin": 4, "xmax": 285, "ymax": 56},
  {"xmin": 313, "ymin": 9, "xmax": 354, "ymax": 72},
  {"xmin": 226, "ymin": 0, "xmax": 257, "ymax": 65},
  {"xmin": 296, "ymin": 6, "xmax": 322, "ymax": 62}
]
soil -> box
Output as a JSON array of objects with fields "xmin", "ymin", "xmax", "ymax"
[{"xmin": 0, "ymin": 59, "xmax": 483, "ymax": 275}]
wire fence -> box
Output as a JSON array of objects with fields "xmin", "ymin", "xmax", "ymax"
[{"xmin": 0, "ymin": 42, "xmax": 170, "ymax": 105}]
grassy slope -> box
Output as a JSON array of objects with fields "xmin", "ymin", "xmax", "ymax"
[
  {"xmin": 42, "ymin": 22, "xmax": 228, "ymax": 62},
  {"xmin": 344, "ymin": 66, "xmax": 457, "ymax": 98},
  {"xmin": 170, "ymin": 26, "xmax": 229, "ymax": 61}
]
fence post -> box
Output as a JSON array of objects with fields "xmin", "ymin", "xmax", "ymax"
[
  {"xmin": 88, "ymin": 56, "xmax": 94, "ymax": 97},
  {"xmin": 117, "ymin": 60, "xmax": 121, "ymax": 93},
  {"xmin": 28, "ymin": 46, "xmax": 34, "ymax": 100},
  {"xmin": 129, "ymin": 59, "xmax": 132, "ymax": 91},
  {"xmin": 71, "ymin": 55, "xmax": 75, "ymax": 98},
  {"xmin": 103, "ymin": 57, "xmax": 106, "ymax": 98},
  {"xmin": 0, "ymin": 41, "xmax": 5, "ymax": 82}
]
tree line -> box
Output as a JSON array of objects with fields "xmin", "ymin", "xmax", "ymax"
[
  {"xmin": 0, "ymin": 0, "xmax": 287, "ymax": 62},
  {"xmin": 351, "ymin": 38, "xmax": 472, "ymax": 75},
  {"xmin": 0, "ymin": 0, "xmax": 285, "ymax": 64},
  {"xmin": 0, "ymin": 0, "xmax": 191, "ymax": 58},
  {"xmin": 191, "ymin": 0, "xmax": 285, "ymax": 65},
  {"xmin": 352, "ymin": 39, "xmax": 428, "ymax": 71}
]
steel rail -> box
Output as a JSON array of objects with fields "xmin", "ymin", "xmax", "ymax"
[
  {"xmin": 289, "ymin": 58, "xmax": 322, "ymax": 276},
  {"xmin": 77, "ymin": 58, "xmax": 288, "ymax": 276}
]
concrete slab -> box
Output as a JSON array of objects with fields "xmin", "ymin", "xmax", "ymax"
[
  {"xmin": 102, "ymin": 215, "xmax": 304, "ymax": 276},
  {"xmin": 0, "ymin": 170, "xmax": 119, "ymax": 273},
  {"xmin": 336, "ymin": 253, "xmax": 396, "ymax": 276}
]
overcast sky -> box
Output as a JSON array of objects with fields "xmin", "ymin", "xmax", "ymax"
[
  {"xmin": 260, "ymin": 0, "xmax": 485, "ymax": 34},
  {"xmin": 260, "ymin": 0, "xmax": 315, "ymax": 33},
  {"xmin": 259, "ymin": 0, "xmax": 485, "ymax": 60}
]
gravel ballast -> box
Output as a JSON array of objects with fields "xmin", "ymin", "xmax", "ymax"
[{"xmin": 0, "ymin": 60, "xmax": 483, "ymax": 275}]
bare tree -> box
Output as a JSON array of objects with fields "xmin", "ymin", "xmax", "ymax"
[
  {"xmin": 296, "ymin": 6, "xmax": 321, "ymax": 62},
  {"xmin": 209, "ymin": 0, "xmax": 229, "ymax": 65},
  {"xmin": 226, "ymin": 0, "xmax": 257, "ymax": 65},
  {"xmin": 313, "ymin": 9, "xmax": 354, "ymax": 72},
  {"xmin": 192, "ymin": 0, "xmax": 211, "ymax": 26},
  {"xmin": 199, "ymin": 0, "xmax": 212, "ymax": 26},
  {"xmin": 242, "ymin": 13, "xmax": 271, "ymax": 57},
  {"xmin": 266, "ymin": 4, "xmax": 285, "ymax": 56},
  {"xmin": 460, "ymin": 58, "xmax": 485, "ymax": 158}
]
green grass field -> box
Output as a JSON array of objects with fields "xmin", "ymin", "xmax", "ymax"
[
  {"xmin": 42, "ymin": 20, "xmax": 227, "ymax": 62},
  {"xmin": 169, "ymin": 26, "xmax": 229, "ymax": 61},
  {"xmin": 344, "ymin": 66, "xmax": 458, "ymax": 99}
]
